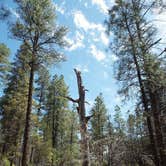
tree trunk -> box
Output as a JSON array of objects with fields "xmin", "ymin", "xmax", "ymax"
[
  {"xmin": 150, "ymin": 92, "xmax": 166, "ymax": 165},
  {"xmin": 107, "ymin": 144, "xmax": 112, "ymax": 166},
  {"xmin": 132, "ymin": 3, "xmax": 165, "ymax": 164},
  {"xmin": 2, "ymin": 143, "xmax": 6, "ymax": 154},
  {"xmin": 66, "ymin": 69, "xmax": 91, "ymax": 166},
  {"xmin": 29, "ymin": 146, "xmax": 34, "ymax": 163},
  {"xmin": 81, "ymin": 122, "xmax": 89, "ymax": 166},
  {"xmin": 22, "ymin": 63, "xmax": 34, "ymax": 166},
  {"xmin": 10, "ymin": 160, "xmax": 13, "ymax": 166},
  {"xmin": 75, "ymin": 69, "xmax": 90, "ymax": 166},
  {"xmin": 123, "ymin": 13, "xmax": 160, "ymax": 165}
]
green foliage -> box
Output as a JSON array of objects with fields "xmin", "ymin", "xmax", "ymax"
[
  {"xmin": 9, "ymin": 0, "xmax": 68, "ymax": 165},
  {"xmin": 90, "ymin": 93, "xmax": 107, "ymax": 140},
  {"xmin": 90, "ymin": 93, "xmax": 108, "ymax": 165},
  {"xmin": 38, "ymin": 75, "xmax": 79, "ymax": 165},
  {"xmin": 0, "ymin": 0, "xmax": 165, "ymax": 165},
  {"xmin": 0, "ymin": 44, "xmax": 29, "ymax": 161},
  {"xmin": 35, "ymin": 66, "xmax": 50, "ymax": 115},
  {"xmin": 0, "ymin": 157, "xmax": 11, "ymax": 166},
  {"xmin": 114, "ymin": 105, "xmax": 125, "ymax": 135},
  {"xmin": 11, "ymin": 0, "xmax": 68, "ymax": 68},
  {"xmin": 0, "ymin": 43, "xmax": 10, "ymax": 83}
]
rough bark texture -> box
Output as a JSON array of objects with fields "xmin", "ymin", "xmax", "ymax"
[
  {"xmin": 66, "ymin": 69, "xmax": 91, "ymax": 166},
  {"xmin": 22, "ymin": 63, "xmax": 34, "ymax": 166},
  {"xmin": 74, "ymin": 69, "xmax": 89, "ymax": 166}
]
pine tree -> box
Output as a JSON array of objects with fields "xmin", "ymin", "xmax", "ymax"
[
  {"xmin": 105, "ymin": 0, "xmax": 166, "ymax": 164},
  {"xmin": 90, "ymin": 93, "xmax": 107, "ymax": 140},
  {"xmin": 42, "ymin": 75, "xmax": 80, "ymax": 165},
  {"xmin": 35, "ymin": 66, "xmax": 50, "ymax": 115},
  {"xmin": 105, "ymin": 108, "xmax": 126, "ymax": 166},
  {"xmin": 0, "ymin": 5, "xmax": 11, "ymax": 87},
  {"xmin": 0, "ymin": 44, "xmax": 29, "ymax": 165},
  {"xmin": 0, "ymin": 43, "xmax": 10, "ymax": 84},
  {"xmin": 10, "ymin": 0, "xmax": 68, "ymax": 165},
  {"xmin": 113, "ymin": 105, "xmax": 125, "ymax": 136},
  {"xmin": 90, "ymin": 93, "xmax": 108, "ymax": 165}
]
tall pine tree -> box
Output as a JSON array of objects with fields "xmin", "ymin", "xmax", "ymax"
[
  {"xmin": 10, "ymin": 0, "xmax": 68, "ymax": 165},
  {"xmin": 90, "ymin": 93, "xmax": 107, "ymax": 165},
  {"xmin": 0, "ymin": 44, "xmax": 29, "ymax": 165}
]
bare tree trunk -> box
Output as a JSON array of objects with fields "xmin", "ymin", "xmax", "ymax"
[
  {"xmin": 65, "ymin": 69, "xmax": 92, "ymax": 166},
  {"xmin": 75, "ymin": 69, "xmax": 90, "ymax": 166},
  {"xmin": 22, "ymin": 63, "xmax": 34, "ymax": 166}
]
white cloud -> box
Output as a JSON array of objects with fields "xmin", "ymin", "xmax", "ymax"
[
  {"xmin": 90, "ymin": 45, "xmax": 106, "ymax": 61},
  {"xmin": 152, "ymin": 10, "xmax": 166, "ymax": 43},
  {"xmin": 92, "ymin": 0, "xmax": 108, "ymax": 14},
  {"xmin": 73, "ymin": 10, "xmax": 104, "ymax": 32},
  {"xmin": 101, "ymin": 32, "xmax": 109, "ymax": 46},
  {"xmin": 75, "ymin": 64, "xmax": 89, "ymax": 73},
  {"xmin": 65, "ymin": 31, "xmax": 85, "ymax": 51}
]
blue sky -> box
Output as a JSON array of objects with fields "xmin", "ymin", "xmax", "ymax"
[{"xmin": 1, "ymin": 0, "xmax": 166, "ymax": 118}]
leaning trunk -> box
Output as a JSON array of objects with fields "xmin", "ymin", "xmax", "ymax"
[
  {"xmin": 22, "ymin": 63, "xmax": 34, "ymax": 166},
  {"xmin": 132, "ymin": 4, "xmax": 165, "ymax": 164},
  {"xmin": 123, "ymin": 13, "xmax": 160, "ymax": 165}
]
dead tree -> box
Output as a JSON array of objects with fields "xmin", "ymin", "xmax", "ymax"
[{"xmin": 65, "ymin": 69, "xmax": 92, "ymax": 166}]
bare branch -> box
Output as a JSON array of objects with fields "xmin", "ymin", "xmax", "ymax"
[
  {"xmin": 85, "ymin": 115, "xmax": 93, "ymax": 123},
  {"xmin": 158, "ymin": 48, "xmax": 166, "ymax": 57},
  {"xmin": 141, "ymin": 1, "xmax": 156, "ymax": 20},
  {"xmin": 147, "ymin": 38, "xmax": 162, "ymax": 50},
  {"xmin": 63, "ymin": 96, "xmax": 79, "ymax": 103}
]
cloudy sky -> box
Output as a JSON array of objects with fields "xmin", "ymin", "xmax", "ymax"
[{"xmin": 1, "ymin": 0, "xmax": 166, "ymax": 117}]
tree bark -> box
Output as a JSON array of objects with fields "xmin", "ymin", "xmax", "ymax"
[
  {"xmin": 29, "ymin": 146, "xmax": 34, "ymax": 164},
  {"xmin": 131, "ymin": 2, "xmax": 165, "ymax": 163},
  {"xmin": 150, "ymin": 92, "xmax": 166, "ymax": 165},
  {"xmin": 123, "ymin": 12, "xmax": 160, "ymax": 166},
  {"xmin": 22, "ymin": 63, "xmax": 34, "ymax": 166},
  {"xmin": 66, "ymin": 69, "xmax": 91, "ymax": 166},
  {"xmin": 74, "ymin": 69, "xmax": 90, "ymax": 166}
]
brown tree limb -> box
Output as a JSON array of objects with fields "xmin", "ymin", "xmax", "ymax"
[{"xmin": 63, "ymin": 96, "xmax": 79, "ymax": 103}]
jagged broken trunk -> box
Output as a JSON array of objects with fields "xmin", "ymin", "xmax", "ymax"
[
  {"xmin": 75, "ymin": 69, "xmax": 90, "ymax": 166},
  {"xmin": 67, "ymin": 69, "xmax": 91, "ymax": 166}
]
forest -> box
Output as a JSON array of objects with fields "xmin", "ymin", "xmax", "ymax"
[{"xmin": 0, "ymin": 0, "xmax": 166, "ymax": 166}]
